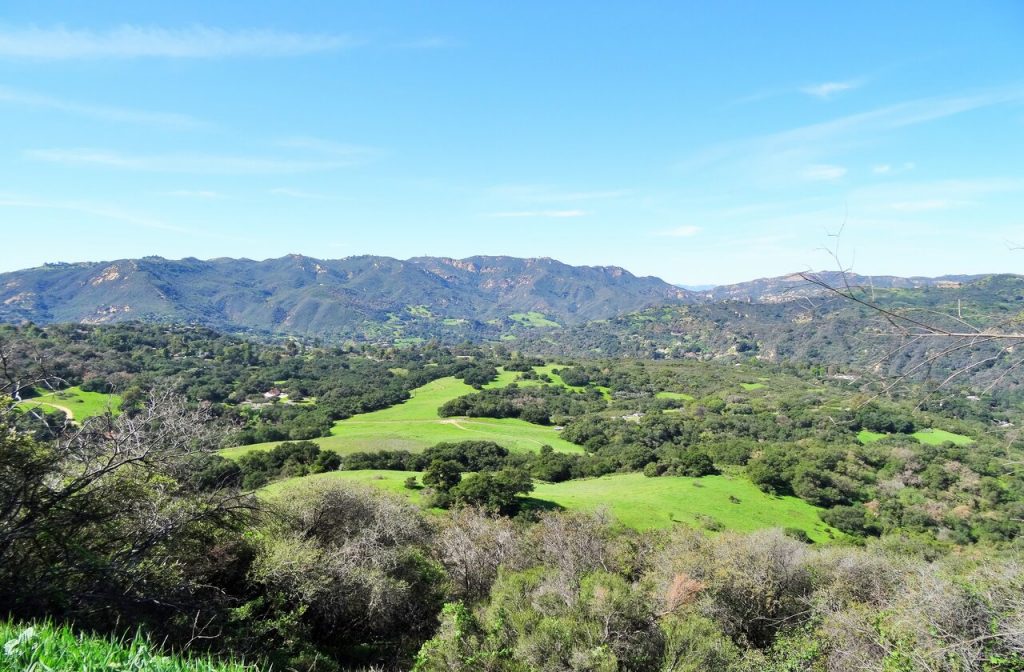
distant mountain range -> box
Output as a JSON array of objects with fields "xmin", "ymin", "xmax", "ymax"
[
  {"xmin": 0, "ymin": 254, "xmax": 1006, "ymax": 346},
  {"xmin": 697, "ymin": 271, "xmax": 984, "ymax": 303},
  {"xmin": 522, "ymin": 273, "xmax": 1024, "ymax": 388},
  {"xmin": 0, "ymin": 255, "xmax": 690, "ymax": 338}
]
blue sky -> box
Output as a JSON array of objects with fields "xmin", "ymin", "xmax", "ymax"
[{"xmin": 0, "ymin": 1, "xmax": 1022, "ymax": 285}]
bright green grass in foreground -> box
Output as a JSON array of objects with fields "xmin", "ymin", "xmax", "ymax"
[
  {"xmin": 858, "ymin": 428, "xmax": 973, "ymax": 446},
  {"xmin": 0, "ymin": 621, "xmax": 257, "ymax": 672},
  {"xmin": 18, "ymin": 386, "xmax": 121, "ymax": 421},
  {"xmin": 222, "ymin": 376, "xmax": 583, "ymax": 459},
  {"xmin": 262, "ymin": 470, "xmax": 839, "ymax": 542}
]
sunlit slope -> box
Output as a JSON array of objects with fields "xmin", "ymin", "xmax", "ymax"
[
  {"xmin": 261, "ymin": 470, "xmax": 839, "ymax": 542},
  {"xmin": 223, "ymin": 375, "xmax": 582, "ymax": 459}
]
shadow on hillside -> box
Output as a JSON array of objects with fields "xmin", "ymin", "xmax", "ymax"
[{"xmin": 518, "ymin": 497, "xmax": 566, "ymax": 514}]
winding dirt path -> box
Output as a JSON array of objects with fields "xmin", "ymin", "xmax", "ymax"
[{"xmin": 19, "ymin": 400, "xmax": 76, "ymax": 421}]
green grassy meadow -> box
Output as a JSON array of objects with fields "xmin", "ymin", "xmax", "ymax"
[
  {"xmin": 261, "ymin": 469, "xmax": 430, "ymax": 504},
  {"xmin": 655, "ymin": 391, "xmax": 695, "ymax": 401},
  {"xmin": 18, "ymin": 386, "xmax": 122, "ymax": 421},
  {"xmin": 530, "ymin": 473, "xmax": 838, "ymax": 541},
  {"xmin": 261, "ymin": 470, "xmax": 839, "ymax": 542},
  {"xmin": 858, "ymin": 428, "xmax": 973, "ymax": 446},
  {"xmin": 509, "ymin": 311, "xmax": 561, "ymax": 328},
  {"xmin": 222, "ymin": 375, "xmax": 583, "ymax": 459},
  {"xmin": 740, "ymin": 382, "xmax": 766, "ymax": 391}
]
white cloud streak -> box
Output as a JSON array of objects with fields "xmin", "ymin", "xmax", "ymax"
[
  {"xmin": 803, "ymin": 164, "xmax": 847, "ymax": 181},
  {"xmin": 0, "ymin": 84, "xmax": 207, "ymax": 129},
  {"xmin": 276, "ymin": 136, "xmax": 382, "ymax": 159},
  {"xmin": 660, "ymin": 225, "xmax": 702, "ymax": 237},
  {"xmin": 0, "ymin": 25, "xmax": 359, "ymax": 59},
  {"xmin": 677, "ymin": 85, "xmax": 1024, "ymax": 183},
  {"xmin": 0, "ymin": 193, "xmax": 188, "ymax": 232},
  {"xmin": 802, "ymin": 80, "xmax": 861, "ymax": 99}
]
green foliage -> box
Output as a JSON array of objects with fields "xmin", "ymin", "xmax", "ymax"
[
  {"xmin": 252, "ymin": 479, "xmax": 448, "ymax": 666},
  {"xmin": 234, "ymin": 440, "xmax": 341, "ymax": 489},
  {"xmin": 0, "ymin": 622, "xmax": 259, "ymax": 671},
  {"xmin": 439, "ymin": 382, "xmax": 604, "ymax": 424},
  {"xmin": 418, "ymin": 568, "xmax": 664, "ymax": 671},
  {"xmin": 450, "ymin": 468, "xmax": 534, "ymax": 515},
  {"xmin": 423, "ymin": 458, "xmax": 464, "ymax": 494}
]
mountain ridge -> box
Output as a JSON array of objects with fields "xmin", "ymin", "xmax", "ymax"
[
  {"xmin": 1, "ymin": 254, "xmax": 1012, "ymax": 343},
  {"xmin": 0, "ymin": 254, "xmax": 691, "ymax": 337}
]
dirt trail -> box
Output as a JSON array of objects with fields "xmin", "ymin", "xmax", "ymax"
[{"xmin": 19, "ymin": 400, "xmax": 76, "ymax": 421}]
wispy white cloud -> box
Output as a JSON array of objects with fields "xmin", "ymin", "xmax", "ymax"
[
  {"xmin": 730, "ymin": 77, "xmax": 863, "ymax": 107},
  {"xmin": 0, "ymin": 25, "xmax": 359, "ymax": 59},
  {"xmin": 803, "ymin": 164, "xmax": 847, "ymax": 181},
  {"xmin": 854, "ymin": 177, "xmax": 1024, "ymax": 214},
  {"xmin": 0, "ymin": 192, "xmax": 189, "ymax": 232},
  {"xmin": 25, "ymin": 148, "xmax": 360, "ymax": 174},
  {"xmin": 873, "ymin": 162, "xmax": 915, "ymax": 175},
  {"xmin": 659, "ymin": 225, "xmax": 702, "ymax": 237},
  {"xmin": 678, "ymin": 85, "xmax": 1024, "ymax": 183},
  {"xmin": 276, "ymin": 136, "xmax": 380, "ymax": 157},
  {"xmin": 772, "ymin": 87, "xmax": 1024, "ymax": 146},
  {"xmin": 487, "ymin": 210, "xmax": 587, "ymax": 218},
  {"xmin": 801, "ymin": 80, "xmax": 862, "ymax": 99},
  {"xmin": 0, "ymin": 84, "xmax": 207, "ymax": 129}
]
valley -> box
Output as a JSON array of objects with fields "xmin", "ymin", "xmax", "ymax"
[{"xmin": 3, "ymin": 271, "xmax": 1023, "ymax": 672}]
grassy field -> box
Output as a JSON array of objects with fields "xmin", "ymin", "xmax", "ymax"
[
  {"xmin": 18, "ymin": 386, "xmax": 121, "ymax": 421},
  {"xmin": 485, "ymin": 367, "xmax": 549, "ymax": 389},
  {"xmin": 222, "ymin": 376, "xmax": 583, "ymax": 459},
  {"xmin": 858, "ymin": 428, "xmax": 973, "ymax": 446},
  {"xmin": 857, "ymin": 430, "xmax": 887, "ymax": 443},
  {"xmin": 509, "ymin": 311, "xmax": 561, "ymax": 328},
  {"xmin": 656, "ymin": 391, "xmax": 695, "ymax": 401},
  {"xmin": 261, "ymin": 470, "xmax": 839, "ymax": 542},
  {"xmin": 0, "ymin": 621, "xmax": 257, "ymax": 672},
  {"xmin": 912, "ymin": 428, "xmax": 975, "ymax": 445},
  {"xmin": 261, "ymin": 469, "xmax": 430, "ymax": 503},
  {"xmin": 740, "ymin": 382, "xmax": 766, "ymax": 391},
  {"xmin": 530, "ymin": 473, "xmax": 838, "ymax": 541},
  {"xmin": 485, "ymin": 364, "xmax": 602, "ymax": 394}
]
